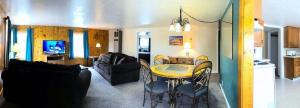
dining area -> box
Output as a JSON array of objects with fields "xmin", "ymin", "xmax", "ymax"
[{"xmin": 140, "ymin": 55, "xmax": 213, "ymax": 108}]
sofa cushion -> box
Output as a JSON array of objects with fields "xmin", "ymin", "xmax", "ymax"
[
  {"xmin": 100, "ymin": 53, "xmax": 111, "ymax": 64},
  {"xmin": 123, "ymin": 56, "xmax": 137, "ymax": 64},
  {"xmin": 116, "ymin": 57, "xmax": 126, "ymax": 64},
  {"xmin": 169, "ymin": 57, "xmax": 178, "ymax": 64},
  {"xmin": 8, "ymin": 59, "xmax": 81, "ymax": 75}
]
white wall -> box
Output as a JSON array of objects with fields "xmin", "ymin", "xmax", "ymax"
[
  {"xmin": 108, "ymin": 29, "xmax": 116, "ymax": 52},
  {"xmin": 122, "ymin": 23, "xmax": 219, "ymax": 73}
]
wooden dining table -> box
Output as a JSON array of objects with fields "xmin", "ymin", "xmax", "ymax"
[{"xmin": 151, "ymin": 64, "xmax": 195, "ymax": 108}]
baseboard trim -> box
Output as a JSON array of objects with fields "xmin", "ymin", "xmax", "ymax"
[{"xmin": 219, "ymin": 83, "xmax": 231, "ymax": 108}]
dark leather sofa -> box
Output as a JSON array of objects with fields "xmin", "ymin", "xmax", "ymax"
[
  {"xmin": 94, "ymin": 52, "xmax": 140, "ymax": 85},
  {"xmin": 1, "ymin": 59, "xmax": 91, "ymax": 108}
]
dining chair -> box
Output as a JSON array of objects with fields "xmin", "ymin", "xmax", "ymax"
[
  {"xmin": 184, "ymin": 55, "xmax": 209, "ymax": 83},
  {"xmin": 154, "ymin": 55, "xmax": 170, "ymax": 65},
  {"xmin": 195, "ymin": 55, "xmax": 209, "ymax": 65},
  {"xmin": 177, "ymin": 61, "xmax": 212, "ymax": 108},
  {"xmin": 154, "ymin": 55, "xmax": 170, "ymax": 82},
  {"xmin": 140, "ymin": 59, "xmax": 169, "ymax": 108}
]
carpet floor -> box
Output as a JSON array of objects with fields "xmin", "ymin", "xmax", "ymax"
[{"xmin": 0, "ymin": 68, "xmax": 227, "ymax": 108}]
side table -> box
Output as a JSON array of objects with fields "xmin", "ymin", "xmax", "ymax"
[{"xmin": 88, "ymin": 56, "xmax": 99, "ymax": 67}]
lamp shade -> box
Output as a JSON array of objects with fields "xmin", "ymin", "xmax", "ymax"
[
  {"xmin": 169, "ymin": 24, "xmax": 175, "ymax": 31},
  {"xmin": 96, "ymin": 43, "xmax": 101, "ymax": 48},
  {"xmin": 12, "ymin": 43, "xmax": 21, "ymax": 53},
  {"xmin": 184, "ymin": 23, "xmax": 191, "ymax": 32},
  {"xmin": 175, "ymin": 23, "xmax": 181, "ymax": 32},
  {"xmin": 184, "ymin": 42, "xmax": 191, "ymax": 49}
]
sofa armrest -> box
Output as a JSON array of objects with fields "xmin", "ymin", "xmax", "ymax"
[{"xmin": 78, "ymin": 69, "xmax": 91, "ymax": 99}]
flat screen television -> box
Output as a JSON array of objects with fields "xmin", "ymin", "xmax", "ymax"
[{"xmin": 43, "ymin": 40, "xmax": 66, "ymax": 54}]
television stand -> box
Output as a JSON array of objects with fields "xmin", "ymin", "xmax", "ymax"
[{"xmin": 46, "ymin": 55, "xmax": 64, "ymax": 64}]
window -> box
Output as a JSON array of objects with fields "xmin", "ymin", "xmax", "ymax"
[
  {"xmin": 73, "ymin": 32, "xmax": 84, "ymax": 58},
  {"xmin": 16, "ymin": 31, "xmax": 27, "ymax": 60},
  {"xmin": 9, "ymin": 30, "xmax": 15, "ymax": 59}
]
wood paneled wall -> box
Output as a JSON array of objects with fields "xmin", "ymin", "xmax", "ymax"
[{"xmin": 17, "ymin": 25, "xmax": 109, "ymax": 65}]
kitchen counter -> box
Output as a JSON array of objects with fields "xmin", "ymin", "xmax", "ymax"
[
  {"xmin": 284, "ymin": 56, "xmax": 300, "ymax": 58},
  {"xmin": 254, "ymin": 63, "xmax": 275, "ymax": 68}
]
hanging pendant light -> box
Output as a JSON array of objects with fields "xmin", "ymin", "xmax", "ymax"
[
  {"xmin": 169, "ymin": 22, "xmax": 175, "ymax": 31},
  {"xmin": 169, "ymin": 0, "xmax": 191, "ymax": 32},
  {"xmin": 183, "ymin": 18, "xmax": 191, "ymax": 32}
]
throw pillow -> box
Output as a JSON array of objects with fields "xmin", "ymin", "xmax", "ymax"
[
  {"xmin": 101, "ymin": 54, "xmax": 111, "ymax": 64},
  {"xmin": 97, "ymin": 54, "xmax": 104, "ymax": 61},
  {"xmin": 168, "ymin": 57, "xmax": 178, "ymax": 64}
]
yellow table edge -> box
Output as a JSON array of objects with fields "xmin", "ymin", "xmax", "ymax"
[{"xmin": 150, "ymin": 64, "xmax": 194, "ymax": 79}]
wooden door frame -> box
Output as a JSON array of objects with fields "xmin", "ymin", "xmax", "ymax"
[{"xmin": 238, "ymin": 0, "xmax": 254, "ymax": 107}]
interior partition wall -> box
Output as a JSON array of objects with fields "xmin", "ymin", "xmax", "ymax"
[{"xmin": 219, "ymin": 0, "xmax": 238, "ymax": 108}]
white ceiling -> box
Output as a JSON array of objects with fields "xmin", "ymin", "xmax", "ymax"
[
  {"xmin": 263, "ymin": 0, "xmax": 300, "ymax": 27},
  {"xmin": 0, "ymin": 0, "xmax": 229, "ymax": 29}
]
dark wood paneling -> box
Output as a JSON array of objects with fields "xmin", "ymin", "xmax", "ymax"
[{"xmin": 17, "ymin": 25, "xmax": 109, "ymax": 65}]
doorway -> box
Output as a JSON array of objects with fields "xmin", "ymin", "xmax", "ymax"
[
  {"xmin": 137, "ymin": 32, "xmax": 151, "ymax": 63},
  {"xmin": 264, "ymin": 26, "xmax": 281, "ymax": 77}
]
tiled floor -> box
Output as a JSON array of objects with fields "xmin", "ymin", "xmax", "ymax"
[{"xmin": 276, "ymin": 78, "xmax": 300, "ymax": 108}]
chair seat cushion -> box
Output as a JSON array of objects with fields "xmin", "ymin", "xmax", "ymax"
[
  {"xmin": 177, "ymin": 83, "xmax": 208, "ymax": 97},
  {"xmin": 145, "ymin": 81, "xmax": 168, "ymax": 94}
]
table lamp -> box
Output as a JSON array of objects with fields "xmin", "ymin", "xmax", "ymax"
[
  {"xmin": 96, "ymin": 43, "xmax": 101, "ymax": 54},
  {"xmin": 12, "ymin": 43, "xmax": 21, "ymax": 59},
  {"xmin": 184, "ymin": 42, "xmax": 191, "ymax": 57}
]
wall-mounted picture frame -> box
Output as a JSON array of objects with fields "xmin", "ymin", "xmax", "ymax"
[{"xmin": 169, "ymin": 36, "xmax": 183, "ymax": 46}]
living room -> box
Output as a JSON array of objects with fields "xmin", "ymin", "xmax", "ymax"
[{"xmin": 0, "ymin": 0, "xmax": 237, "ymax": 108}]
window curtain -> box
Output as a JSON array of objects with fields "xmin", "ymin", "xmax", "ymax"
[
  {"xmin": 12, "ymin": 27, "xmax": 18, "ymax": 58},
  {"xmin": 68, "ymin": 30, "xmax": 74, "ymax": 59},
  {"xmin": 83, "ymin": 31, "xmax": 89, "ymax": 59},
  {"xmin": 25, "ymin": 28, "xmax": 33, "ymax": 61}
]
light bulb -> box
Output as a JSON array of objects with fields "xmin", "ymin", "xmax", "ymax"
[
  {"xmin": 184, "ymin": 42, "xmax": 191, "ymax": 49},
  {"xmin": 184, "ymin": 23, "xmax": 191, "ymax": 32},
  {"xmin": 175, "ymin": 23, "xmax": 181, "ymax": 32},
  {"xmin": 169, "ymin": 24, "xmax": 175, "ymax": 31},
  {"xmin": 96, "ymin": 43, "xmax": 101, "ymax": 48}
]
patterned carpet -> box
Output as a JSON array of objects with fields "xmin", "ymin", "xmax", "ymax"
[{"xmin": 0, "ymin": 68, "xmax": 227, "ymax": 108}]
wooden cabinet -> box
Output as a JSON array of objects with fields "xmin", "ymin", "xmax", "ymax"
[
  {"xmin": 254, "ymin": 20, "xmax": 264, "ymax": 47},
  {"xmin": 254, "ymin": 0, "xmax": 264, "ymax": 47},
  {"xmin": 254, "ymin": 28, "xmax": 264, "ymax": 47},
  {"xmin": 284, "ymin": 26, "xmax": 300, "ymax": 48},
  {"xmin": 284, "ymin": 57, "xmax": 300, "ymax": 79}
]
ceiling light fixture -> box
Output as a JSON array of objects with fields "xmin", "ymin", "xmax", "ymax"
[{"xmin": 169, "ymin": 0, "xmax": 191, "ymax": 32}]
